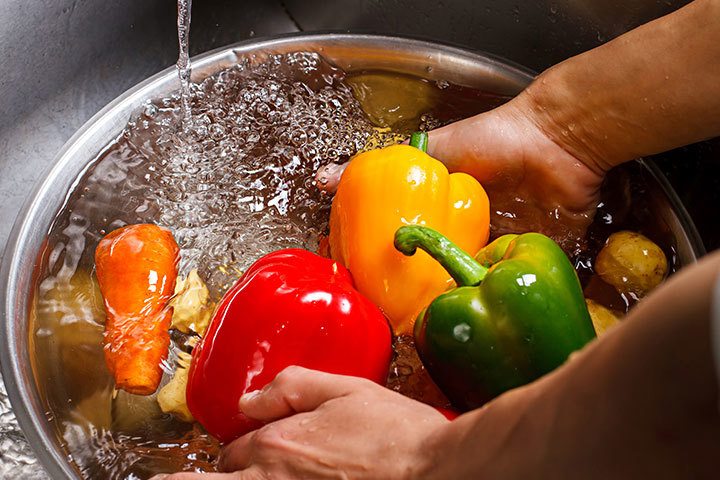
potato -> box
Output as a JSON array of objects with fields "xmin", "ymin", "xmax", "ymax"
[
  {"xmin": 111, "ymin": 387, "xmax": 165, "ymax": 433},
  {"xmin": 595, "ymin": 231, "xmax": 668, "ymax": 297},
  {"xmin": 157, "ymin": 351, "xmax": 194, "ymax": 423},
  {"xmin": 170, "ymin": 269, "xmax": 213, "ymax": 336},
  {"xmin": 155, "ymin": 269, "xmax": 213, "ymax": 423},
  {"xmin": 65, "ymin": 387, "xmax": 113, "ymax": 435},
  {"xmin": 33, "ymin": 271, "xmax": 113, "ymax": 403},
  {"xmin": 346, "ymin": 73, "xmax": 438, "ymax": 130},
  {"xmin": 585, "ymin": 299, "xmax": 622, "ymax": 336}
]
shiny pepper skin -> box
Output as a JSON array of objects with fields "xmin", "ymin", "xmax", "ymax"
[
  {"xmin": 395, "ymin": 226, "xmax": 596, "ymax": 411},
  {"xmin": 186, "ymin": 249, "xmax": 393, "ymax": 443},
  {"xmin": 329, "ymin": 134, "xmax": 490, "ymax": 335}
]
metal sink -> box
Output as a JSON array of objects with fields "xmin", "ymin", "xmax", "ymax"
[
  {"xmin": 0, "ymin": 1, "xmax": 711, "ymax": 477},
  {"xmin": 0, "ymin": 33, "xmax": 706, "ymax": 479}
]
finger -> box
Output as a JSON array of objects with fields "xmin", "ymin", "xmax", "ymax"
[
  {"xmin": 235, "ymin": 466, "xmax": 270, "ymax": 480},
  {"xmin": 150, "ymin": 472, "xmax": 239, "ymax": 479},
  {"xmin": 239, "ymin": 366, "xmax": 371, "ymax": 421},
  {"xmin": 314, "ymin": 161, "xmax": 349, "ymax": 194},
  {"xmin": 425, "ymin": 116, "xmax": 477, "ymax": 161},
  {"xmin": 217, "ymin": 429, "xmax": 257, "ymax": 472}
]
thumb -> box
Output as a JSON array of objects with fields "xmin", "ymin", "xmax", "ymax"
[
  {"xmin": 425, "ymin": 109, "xmax": 527, "ymax": 186},
  {"xmin": 425, "ymin": 115, "xmax": 481, "ymax": 163},
  {"xmin": 239, "ymin": 366, "xmax": 371, "ymax": 422}
]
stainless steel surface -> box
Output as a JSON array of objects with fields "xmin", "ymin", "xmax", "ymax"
[
  {"xmin": 642, "ymin": 160, "xmax": 706, "ymax": 262},
  {"xmin": 0, "ymin": 0, "xmax": 298, "ymax": 257},
  {"xmin": 0, "ymin": 0, "xmax": 696, "ymax": 259},
  {"xmin": 0, "ymin": 33, "xmax": 705, "ymax": 479},
  {"xmin": 0, "ymin": 381, "xmax": 45, "ymax": 478},
  {"xmin": 0, "ymin": 2, "xmax": 298, "ymax": 477}
]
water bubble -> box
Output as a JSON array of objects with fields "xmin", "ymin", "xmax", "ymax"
[
  {"xmin": 142, "ymin": 103, "xmax": 158, "ymax": 118},
  {"xmin": 66, "ymin": 52, "xmax": 376, "ymax": 292}
]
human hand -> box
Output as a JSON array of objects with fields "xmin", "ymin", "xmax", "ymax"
[
  {"xmin": 315, "ymin": 93, "xmax": 605, "ymax": 254},
  {"xmin": 425, "ymin": 95, "xmax": 605, "ymax": 254},
  {"xmin": 153, "ymin": 366, "xmax": 449, "ymax": 480}
]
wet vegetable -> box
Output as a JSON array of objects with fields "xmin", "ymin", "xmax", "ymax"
[
  {"xmin": 595, "ymin": 230, "xmax": 668, "ymax": 297},
  {"xmin": 95, "ymin": 224, "xmax": 180, "ymax": 396},
  {"xmin": 585, "ymin": 298, "xmax": 622, "ymax": 336},
  {"xmin": 186, "ymin": 249, "xmax": 393, "ymax": 443},
  {"xmin": 169, "ymin": 269, "xmax": 212, "ymax": 336},
  {"xmin": 329, "ymin": 132, "xmax": 490, "ymax": 335},
  {"xmin": 157, "ymin": 351, "xmax": 194, "ymax": 423},
  {"xmin": 395, "ymin": 225, "xmax": 596, "ymax": 410},
  {"xmin": 33, "ymin": 270, "xmax": 109, "ymax": 401},
  {"xmin": 157, "ymin": 269, "xmax": 213, "ymax": 422}
]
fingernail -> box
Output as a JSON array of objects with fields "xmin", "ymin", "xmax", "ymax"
[{"xmin": 149, "ymin": 475, "xmax": 169, "ymax": 480}]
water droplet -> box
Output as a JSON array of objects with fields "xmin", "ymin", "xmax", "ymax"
[{"xmin": 453, "ymin": 323, "xmax": 472, "ymax": 343}]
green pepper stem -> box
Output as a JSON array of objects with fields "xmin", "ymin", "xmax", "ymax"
[
  {"xmin": 409, "ymin": 132, "xmax": 428, "ymax": 152},
  {"xmin": 394, "ymin": 225, "xmax": 488, "ymax": 286}
]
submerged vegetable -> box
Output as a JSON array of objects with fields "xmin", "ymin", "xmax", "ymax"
[
  {"xmin": 157, "ymin": 270, "xmax": 214, "ymax": 422},
  {"xmin": 157, "ymin": 351, "xmax": 195, "ymax": 423},
  {"xmin": 586, "ymin": 298, "xmax": 622, "ymax": 336},
  {"xmin": 329, "ymin": 132, "xmax": 490, "ymax": 335},
  {"xmin": 395, "ymin": 225, "xmax": 596, "ymax": 410},
  {"xmin": 169, "ymin": 269, "xmax": 213, "ymax": 336},
  {"xmin": 95, "ymin": 224, "xmax": 179, "ymax": 396},
  {"xmin": 186, "ymin": 248, "xmax": 392, "ymax": 443},
  {"xmin": 595, "ymin": 230, "xmax": 668, "ymax": 297}
]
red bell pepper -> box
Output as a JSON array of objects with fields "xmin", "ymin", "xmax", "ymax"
[
  {"xmin": 435, "ymin": 407, "xmax": 460, "ymax": 421},
  {"xmin": 186, "ymin": 248, "xmax": 393, "ymax": 443}
]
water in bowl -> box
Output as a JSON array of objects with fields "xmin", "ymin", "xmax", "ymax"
[
  {"xmin": 29, "ymin": 50, "xmax": 512, "ymax": 479},
  {"xmin": 28, "ymin": 46, "xmax": 681, "ymax": 478}
]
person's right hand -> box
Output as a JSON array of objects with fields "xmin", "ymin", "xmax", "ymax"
[
  {"xmin": 152, "ymin": 366, "xmax": 449, "ymax": 480},
  {"xmin": 426, "ymin": 94, "xmax": 605, "ymax": 253}
]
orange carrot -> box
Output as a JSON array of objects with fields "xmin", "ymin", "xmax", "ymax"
[{"xmin": 95, "ymin": 224, "xmax": 180, "ymax": 395}]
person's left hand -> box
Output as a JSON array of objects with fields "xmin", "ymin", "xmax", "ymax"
[{"xmin": 152, "ymin": 366, "xmax": 449, "ymax": 480}]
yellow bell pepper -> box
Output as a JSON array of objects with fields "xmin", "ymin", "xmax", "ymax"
[{"xmin": 329, "ymin": 132, "xmax": 490, "ymax": 335}]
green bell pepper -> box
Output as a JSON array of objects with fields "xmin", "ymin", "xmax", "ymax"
[{"xmin": 394, "ymin": 225, "xmax": 596, "ymax": 410}]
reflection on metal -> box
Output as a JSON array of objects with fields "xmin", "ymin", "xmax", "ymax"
[{"xmin": 0, "ymin": 379, "xmax": 47, "ymax": 478}]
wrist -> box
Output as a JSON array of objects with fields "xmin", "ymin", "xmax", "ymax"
[
  {"xmin": 513, "ymin": 0, "xmax": 720, "ymax": 173},
  {"xmin": 410, "ymin": 384, "xmax": 549, "ymax": 480},
  {"xmin": 407, "ymin": 419, "xmax": 452, "ymax": 480},
  {"xmin": 512, "ymin": 71, "xmax": 615, "ymax": 177},
  {"xmin": 409, "ymin": 421, "xmax": 466, "ymax": 480}
]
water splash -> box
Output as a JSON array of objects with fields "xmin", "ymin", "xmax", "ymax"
[{"xmin": 51, "ymin": 52, "xmax": 378, "ymax": 299}]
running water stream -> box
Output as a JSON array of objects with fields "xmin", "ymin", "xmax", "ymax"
[{"xmin": 176, "ymin": 0, "xmax": 193, "ymax": 133}]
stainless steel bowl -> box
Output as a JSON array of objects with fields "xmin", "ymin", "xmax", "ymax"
[{"xmin": 0, "ymin": 33, "xmax": 704, "ymax": 479}]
